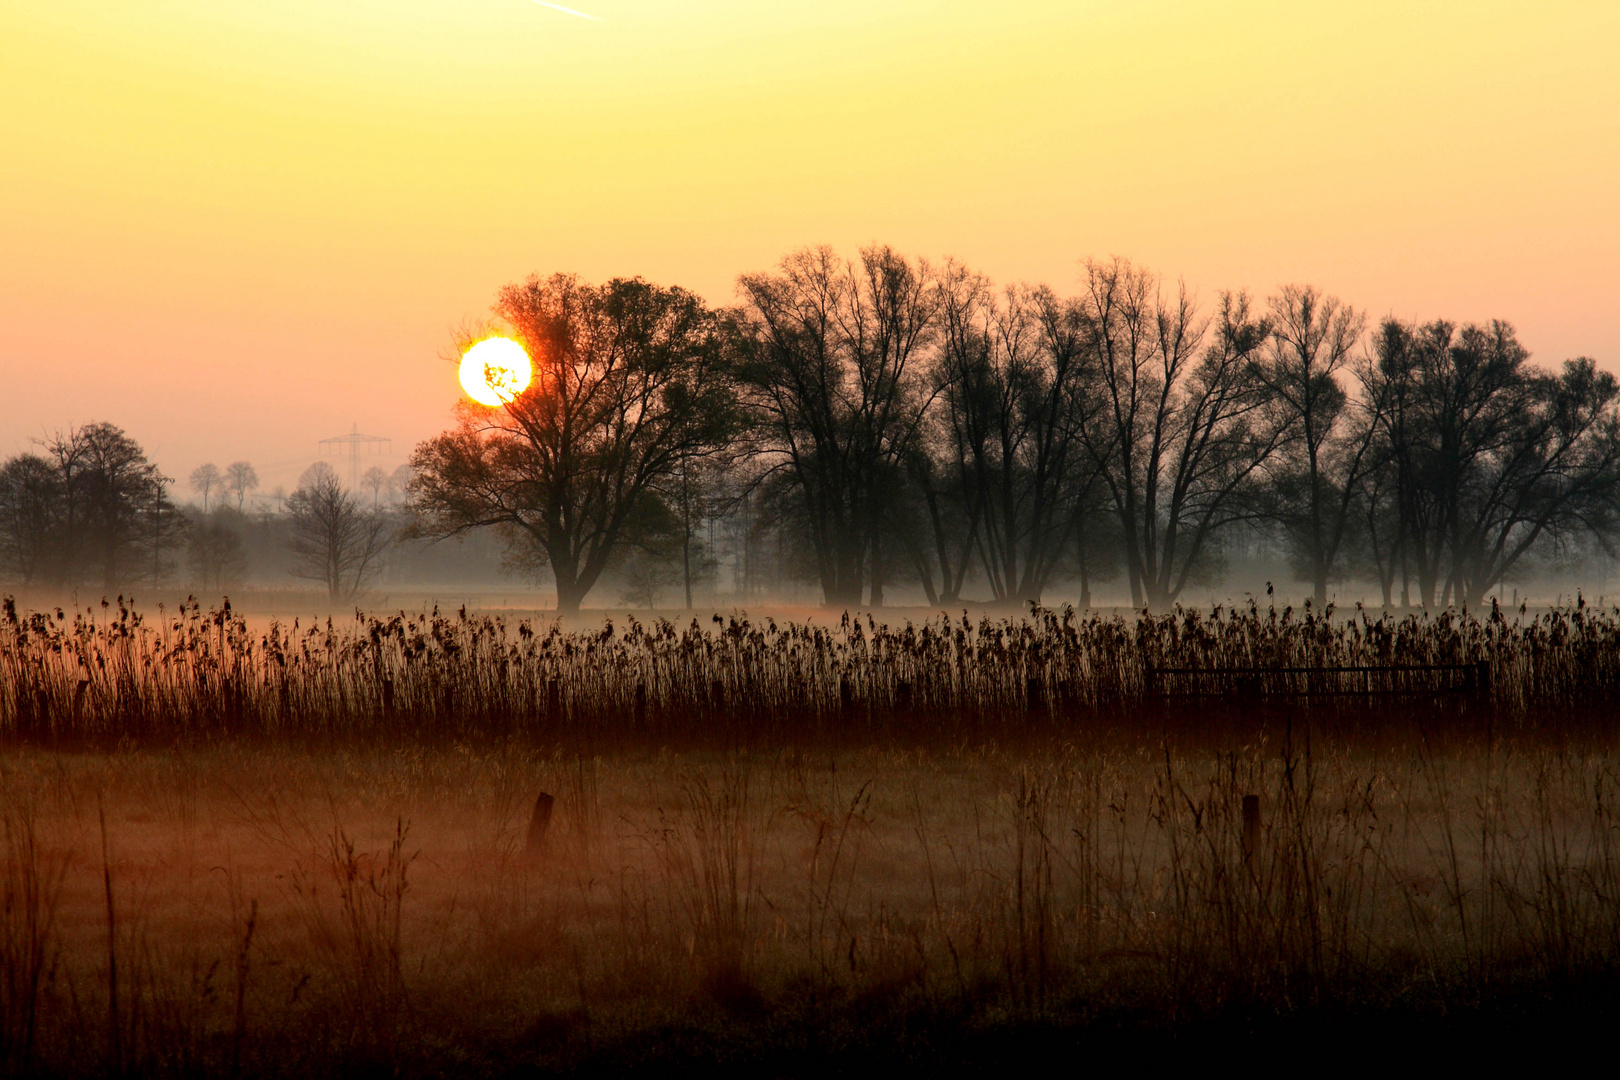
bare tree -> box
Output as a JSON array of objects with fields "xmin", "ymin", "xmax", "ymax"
[
  {"xmin": 1254, "ymin": 285, "xmax": 1372, "ymax": 609},
  {"xmin": 409, "ymin": 274, "xmax": 738, "ymax": 613},
  {"xmin": 287, "ymin": 462, "xmax": 390, "ymax": 602},
  {"xmin": 1367, "ymin": 319, "xmax": 1620, "ymax": 607},
  {"xmin": 361, "ymin": 466, "xmax": 389, "ymax": 509},
  {"xmin": 1077, "ymin": 258, "xmax": 1282, "ymax": 608},
  {"xmin": 732, "ymin": 245, "xmax": 939, "ymax": 606},
  {"xmin": 941, "ymin": 276, "xmax": 1096, "ymax": 605},
  {"xmin": 385, "ymin": 465, "xmax": 413, "ymax": 507},
  {"xmin": 654, "ymin": 456, "xmax": 722, "ymax": 609},
  {"xmin": 190, "ymin": 463, "xmax": 221, "ymax": 513},
  {"xmin": 224, "ymin": 461, "xmax": 259, "ymax": 512}
]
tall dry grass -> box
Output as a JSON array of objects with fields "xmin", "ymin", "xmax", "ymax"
[
  {"xmin": 5, "ymin": 593, "xmax": 1620, "ymax": 1070},
  {"xmin": 6, "ymin": 733, "xmax": 1617, "ymax": 1074},
  {"xmin": 4, "ymin": 594, "xmax": 1618, "ymax": 742}
]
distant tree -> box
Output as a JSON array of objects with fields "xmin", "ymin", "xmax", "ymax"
[
  {"xmin": 44, "ymin": 424, "xmax": 176, "ymax": 591},
  {"xmin": 388, "ymin": 464, "xmax": 413, "ymax": 503},
  {"xmin": 187, "ymin": 518, "xmax": 247, "ymax": 593},
  {"xmin": 286, "ymin": 462, "xmax": 391, "ymax": 602},
  {"xmin": 618, "ymin": 551, "xmax": 680, "ymax": 609},
  {"xmin": 657, "ymin": 457, "xmax": 721, "ymax": 609},
  {"xmin": 224, "ymin": 461, "xmax": 259, "ymax": 512},
  {"xmin": 144, "ymin": 497, "xmax": 188, "ymax": 587},
  {"xmin": 361, "ymin": 466, "xmax": 389, "ymax": 509},
  {"xmin": 0, "ymin": 454, "xmax": 61, "ymax": 584},
  {"xmin": 410, "ymin": 274, "xmax": 739, "ymax": 613},
  {"xmin": 190, "ymin": 463, "xmax": 222, "ymax": 513}
]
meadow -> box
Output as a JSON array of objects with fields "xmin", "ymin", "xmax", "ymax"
[{"xmin": 4, "ymin": 597, "xmax": 1620, "ymax": 1074}]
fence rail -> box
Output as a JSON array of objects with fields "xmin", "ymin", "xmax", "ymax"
[{"xmin": 1146, "ymin": 662, "xmax": 1491, "ymax": 703}]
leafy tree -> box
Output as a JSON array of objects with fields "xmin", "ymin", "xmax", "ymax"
[
  {"xmin": 26, "ymin": 424, "xmax": 177, "ymax": 591},
  {"xmin": 0, "ymin": 454, "xmax": 61, "ymax": 585},
  {"xmin": 409, "ymin": 274, "xmax": 738, "ymax": 612}
]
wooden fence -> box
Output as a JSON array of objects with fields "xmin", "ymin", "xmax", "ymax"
[{"xmin": 1145, "ymin": 662, "xmax": 1492, "ymax": 705}]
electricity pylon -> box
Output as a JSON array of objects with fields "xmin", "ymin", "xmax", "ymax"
[{"xmin": 319, "ymin": 424, "xmax": 391, "ymax": 489}]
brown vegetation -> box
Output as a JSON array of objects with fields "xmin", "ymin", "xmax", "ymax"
[{"xmin": 4, "ymin": 597, "xmax": 1620, "ymax": 1073}]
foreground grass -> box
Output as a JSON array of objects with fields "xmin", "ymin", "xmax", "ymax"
[{"xmin": 4, "ymin": 720, "xmax": 1619, "ymax": 1075}]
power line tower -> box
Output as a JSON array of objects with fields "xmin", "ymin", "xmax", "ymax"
[{"xmin": 319, "ymin": 424, "xmax": 391, "ymax": 489}]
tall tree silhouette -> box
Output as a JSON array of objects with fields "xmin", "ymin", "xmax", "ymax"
[{"xmin": 410, "ymin": 274, "xmax": 737, "ymax": 612}]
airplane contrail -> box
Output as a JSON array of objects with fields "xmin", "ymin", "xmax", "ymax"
[{"xmin": 532, "ymin": 0, "xmax": 598, "ymax": 19}]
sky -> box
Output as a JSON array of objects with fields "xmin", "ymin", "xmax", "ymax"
[{"xmin": 2, "ymin": 0, "xmax": 1617, "ymax": 496}]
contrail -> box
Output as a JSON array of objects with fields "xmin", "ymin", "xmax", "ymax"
[{"xmin": 532, "ymin": 0, "xmax": 598, "ymax": 19}]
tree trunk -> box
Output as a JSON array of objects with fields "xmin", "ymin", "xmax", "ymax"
[
  {"xmin": 868, "ymin": 533, "xmax": 884, "ymax": 607},
  {"xmin": 682, "ymin": 530, "xmax": 693, "ymax": 610}
]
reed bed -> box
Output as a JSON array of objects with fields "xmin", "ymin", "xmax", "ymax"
[{"xmin": 3, "ymin": 594, "xmax": 1619, "ymax": 742}]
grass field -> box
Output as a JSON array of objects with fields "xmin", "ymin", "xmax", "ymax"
[{"xmin": 4, "ymin": 599, "xmax": 1620, "ymax": 1074}]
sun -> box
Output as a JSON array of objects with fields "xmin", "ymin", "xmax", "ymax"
[{"xmin": 459, "ymin": 337, "xmax": 532, "ymax": 406}]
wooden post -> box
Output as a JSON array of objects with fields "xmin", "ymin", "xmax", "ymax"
[
  {"xmin": 1242, "ymin": 794, "xmax": 1260, "ymax": 865},
  {"xmin": 526, "ymin": 792, "xmax": 555, "ymax": 857},
  {"xmin": 634, "ymin": 682, "xmax": 647, "ymax": 725},
  {"xmin": 896, "ymin": 679, "xmax": 913, "ymax": 713},
  {"xmin": 547, "ymin": 678, "xmax": 561, "ymax": 718},
  {"xmin": 839, "ymin": 676, "xmax": 853, "ymax": 716}
]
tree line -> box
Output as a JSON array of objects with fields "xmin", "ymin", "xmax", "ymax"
[
  {"xmin": 0, "ymin": 431, "xmax": 396, "ymax": 602},
  {"xmin": 409, "ymin": 247, "xmax": 1620, "ymax": 612},
  {"xmin": 7, "ymin": 247, "xmax": 1617, "ymax": 612}
]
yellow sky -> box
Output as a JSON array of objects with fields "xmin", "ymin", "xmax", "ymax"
[{"xmin": 2, "ymin": 0, "xmax": 1616, "ymax": 491}]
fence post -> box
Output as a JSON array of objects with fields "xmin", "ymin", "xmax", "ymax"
[{"xmin": 526, "ymin": 792, "xmax": 555, "ymax": 857}]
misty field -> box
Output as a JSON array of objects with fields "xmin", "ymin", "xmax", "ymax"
[{"xmin": 5, "ymin": 599, "xmax": 1620, "ymax": 1074}]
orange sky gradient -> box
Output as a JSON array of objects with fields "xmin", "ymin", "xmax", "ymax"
[{"xmin": 3, "ymin": 0, "xmax": 1616, "ymax": 494}]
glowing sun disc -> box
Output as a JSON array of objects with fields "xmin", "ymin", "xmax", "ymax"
[{"xmin": 459, "ymin": 337, "xmax": 532, "ymax": 406}]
